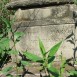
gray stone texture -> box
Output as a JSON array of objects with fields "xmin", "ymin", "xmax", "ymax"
[
  {"xmin": 10, "ymin": 4, "xmax": 77, "ymax": 60},
  {"xmin": 6, "ymin": 0, "xmax": 74, "ymax": 10}
]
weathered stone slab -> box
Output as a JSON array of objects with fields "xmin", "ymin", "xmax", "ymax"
[
  {"xmin": 7, "ymin": 0, "xmax": 77, "ymax": 61},
  {"xmin": 13, "ymin": 4, "xmax": 76, "ymax": 25},
  {"xmin": 9, "ymin": 3, "xmax": 77, "ymax": 60},
  {"xmin": 14, "ymin": 24, "xmax": 74, "ymax": 59},
  {"xmin": 6, "ymin": 0, "xmax": 74, "ymax": 10}
]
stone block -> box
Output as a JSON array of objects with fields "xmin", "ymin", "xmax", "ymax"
[
  {"xmin": 10, "ymin": 2, "xmax": 77, "ymax": 60},
  {"xmin": 6, "ymin": 0, "xmax": 74, "ymax": 10},
  {"xmin": 13, "ymin": 23, "xmax": 74, "ymax": 59},
  {"xmin": 14, "ymin": 4, "xmax": 77, "ymax": 24}
]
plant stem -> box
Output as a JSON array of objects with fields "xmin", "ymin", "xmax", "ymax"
[
  {"xmin": 45, "ymin": 68, "xmax": 49, "ymax": 77},
  {"xmin": 73, "ymin": 23, "xmax": 77, "ymax": 65},
  {"xmin": 8, "ymin": 27, "xmax": 19, "ymax": 76},
  {"xmin": 12, "ymin": 32, "xmax": 19, "ymax": 76}
]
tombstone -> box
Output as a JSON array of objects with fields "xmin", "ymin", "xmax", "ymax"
[{"xmin": 6, "ymin": 0, "xmax": 77, "ymax": 62}]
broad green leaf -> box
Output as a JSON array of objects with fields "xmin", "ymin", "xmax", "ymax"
[
  {"xmin": 24, "ymin": 51, "xmax": 43, "ymax": 62},
  {"xmin": 39, "ymin": 38, "xmax": 46, "ymax": 57},
  {"xmin": 1, "ymin": 17, "xmax": 10, "ymax": 28},
  {"xmin": 48, "ymin": 56, "xmax": 55, "ymax": 64},
  {"xmin": 0, "ymin": 34, "xmax": 3, "ymax": 38},
  {"xmin": 1, "ymin": 17, "xmax": 11, "ymax": 32},
  {"xmin": 68, "ymin": 70, "xmax": 77, "ymax": 76},
  {"xmin": 75, "ymin": 61, "xmax": 77, "ymax": 65},
  {"xmin": 21, "ymin": 61, "xmax": 30, "ymax": 66},
  {"xmin": 6, "ymin": 74, "xmax": 13, "ymax": 77},
  {"xmin": 48, "ymin": 41, "xmax": 62, "ymax": 58},
  {"xmin": 17, "ymin": 66, "xmax": 23, "ymax": 70},
  {"xmin": 47, "ymin": 65, "xmax": 59, "ymax": 77},
  {"xmin": 1, "ymin": 66, "xmax": 12, "ymax": 75},
  {"xmin": 14, "ymin": 32, "xmax": 24, "ymax": 42},
  {"xmin": 8, "ymin": 50, "xmax": 19, "ymax": 55},
  {"xmin": 74, "ymin": 0, "xmax": 77, "ymax": 4},
  {"xmin": 0, "ymin": 37, "xmax": 10, "ymax": 50}
]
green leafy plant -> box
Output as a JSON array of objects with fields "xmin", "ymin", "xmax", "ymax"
[
  {"xmin": 74, "ymin": 0, "xmax": 77, "ymax": 4},
  {"xmin": 0, "ymin": 0, "xmax": 15, "ymax": 69},
  {"xmin": 0, "ymin": 0, "xmax": 14, "ymax": 34},
  {"xmin": 0, "ymin": 13, "xmax": 25, "ymax": 77},
  {"xmin": 66, "ymin": 60, "xmax": 77, "ymax": 77},
  {"xmin": 0, "ymin": 66, "xmax": 13, "ymax": 77},
  {"xmin": 68, "ymin": 70, "xmax": 77, "ymax": 77},
  {"xmin": 0, "ymin": 36, "xmax": 10, "ymax": 67},
  {"xmin": 59, "ymin": 52, "xmax": 67, "ymax": 77},
  {"xmin": 0, "ymin": 1, "xmax": 27, "ymax": 75},
  {"xmin": 23, "ymin": 39, "xmax": 62, "ymax": 77},
  {"xmin": 0, "ymin": 17, "xmax": 25, "ymax": 76}
]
